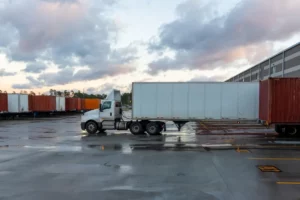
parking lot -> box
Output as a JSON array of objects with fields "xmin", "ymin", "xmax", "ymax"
[{"xmin": 0, "ymin": 115, "xmax": 300, "ymax": 200}]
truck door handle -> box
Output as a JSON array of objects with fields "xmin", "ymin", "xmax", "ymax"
[{"xmin": 110, "ymin": 112, "xmax": 112, "ymax": 116}]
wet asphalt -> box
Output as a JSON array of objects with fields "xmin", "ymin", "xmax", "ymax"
[{"xmin": 0, "ymin": 116, "xmax": 300, "ymax": 200}]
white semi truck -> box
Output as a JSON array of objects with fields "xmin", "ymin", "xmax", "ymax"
[{"xmin": 81, "ymin": 82, "xmax": 259, "ymax": 135}]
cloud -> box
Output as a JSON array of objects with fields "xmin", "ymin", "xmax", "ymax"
[
  {"xmin": 23, "ymin": 63, "xmax": 47, "ymax": 73},
  {"xmin": 148, "ymin": 0, "xmax": 300, "ymax": 74},
  {"xmin": 11, "ymin": 83, "xmax": 34, "ymax": 89},
  {"xmin": 86, "ymin": 82, "xmax": 130, "ymax": 94},
  {"xmin": 0, "ymin": 69, "xmax": 17, "ymax": 76},
  {"xmin": 0, "ymin": 0, "xmax": 137, "ymax": 87},
  {"xmin": 189, "ymin": 74, "xmax": 228, "ymax": 82}
]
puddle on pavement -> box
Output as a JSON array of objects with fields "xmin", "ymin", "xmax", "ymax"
[
  {"xmin": 24, "ymin": 145, "xmax": 82, "ymax": 152},
  {"xmin": 28, "ymin": 135, "xmax": 57, "ymax": 140},
  {"xmin": 103, "ymin": 162, "xmax": 133, "ymax": 173},
  {"xmin": 87, "ymin": 143, "xmax": 207, "ymax": 152}
]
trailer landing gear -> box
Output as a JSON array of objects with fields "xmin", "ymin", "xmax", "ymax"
[{"xmin": 174, "ymin": 121, "xmax": 188, "ymax": 131}]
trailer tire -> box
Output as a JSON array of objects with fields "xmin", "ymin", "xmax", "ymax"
[
  {"xmin": 286, "ymin": 126, "xmax": 299, "ymax": 137},
  {"xmin": 130, "ymin": 122, "xmax": 144, "ymax": 135},
  {"xmin": 146, "ymin": 122, "xmax": 160, "ymax": 135},
  {"xmin": 86, "ymin": 121, "xmax": 98, "ymax": 135},
  {"xmin": 275, "ymin": 125, "xmax": 284, "ymax": 137}
]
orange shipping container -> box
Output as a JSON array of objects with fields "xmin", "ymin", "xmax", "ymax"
[
  {"xmin": 29, "ymin": 96, "xmax": 56, "ymax": 112},
  {"xmin": 83, "ymin": 98, "xmax": 100, "ymax": 110},
  {"xmin": 0, "ymin": 93, "xmax": 8, "ymax": 112}
]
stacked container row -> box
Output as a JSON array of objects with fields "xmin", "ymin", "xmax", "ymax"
[{"xmin": 1, "ymin": 95, "xmax": 100, "ymax": 113}]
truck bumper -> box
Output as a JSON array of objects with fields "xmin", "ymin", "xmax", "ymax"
[{"xmin": 81, "ymin": 122, "xmax": 86, "ymax": 130}]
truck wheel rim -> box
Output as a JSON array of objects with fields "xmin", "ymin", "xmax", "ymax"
[
  {"xmin": 88, "ymin": 124, "xmax": 95, "ymax": 131},
  {"xmin": 149, "ymin": 126, "xmax": 156, "ymax": 134},
  {"xmin": 133, "ymin": 126, "xmax": 140, "ymax": 132}
]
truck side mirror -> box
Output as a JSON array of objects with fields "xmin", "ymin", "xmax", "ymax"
[{"xmin": 99, "ymin": 104, "xmax": 103, "ymax": 112}]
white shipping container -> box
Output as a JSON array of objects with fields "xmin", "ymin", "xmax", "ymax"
[
  {"xmin": 8, "ymin": 94, "xmax": 29, "ymax": 113},
  {"xmin": 56, "ymin": 97, "xmax": 66, "ymax": 111},
  {"xmin": 132, "ymin": 82, "xmax": 259, "ymax": 120}
]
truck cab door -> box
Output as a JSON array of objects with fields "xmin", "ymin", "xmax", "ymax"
[
  {"xmin": 100, "ymin": 100, "xmax": 115, "ymax": 120},
  {"xmin": 114, "ymin": 101, "xmax": 122, "ymax": 119}
]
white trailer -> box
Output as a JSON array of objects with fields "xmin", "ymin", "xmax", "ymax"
[
  {"xmin": 8, "ymin": 94, "xmax": 29, "ymax": 113},
  {"xmin": 133, "ymin": 82, "xmax": 259, "ymax": 120},
  {"xmin": 80, "ymin": 82, "xmax": 259, "ymax": 135}
]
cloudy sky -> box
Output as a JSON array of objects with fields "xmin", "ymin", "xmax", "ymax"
[{"xmin": 0, "ymin": 0, "xmax": 300, "ymax": 94}]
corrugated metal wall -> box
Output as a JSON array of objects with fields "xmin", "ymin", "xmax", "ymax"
[{"xmin": 226, "ymin": 43, "xmax": 300, "ymax": 82}]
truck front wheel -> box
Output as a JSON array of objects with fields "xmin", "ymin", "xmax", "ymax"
[
  {"xmin": 130, "ymin": 122, "xmax": 144, "ymax": 135},
  {"xmin": 86, "ymin": 121, "xmax": 98, "ymax": 135}
]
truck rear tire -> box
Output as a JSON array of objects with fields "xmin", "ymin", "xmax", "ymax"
[
  {"xmin": 130, "ymin": 122, "xmax": 144, "ymax": 135},
  {"xmin": 146, "ymin": 122, "xmax": 160, "ymax": 135},
  {"xmin": 86, "ymin": 121, "xmax": 98, "ymax": 135}
]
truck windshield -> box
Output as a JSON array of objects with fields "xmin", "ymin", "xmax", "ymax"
[{"xmin": 102, "ymin": 101, "xmax": 111, "ymax": 110}]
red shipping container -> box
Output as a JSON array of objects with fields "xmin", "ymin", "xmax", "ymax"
[
  {"xmin": 259, "ymin": 78, "xmax": 300, "ymax": 124},
  {"xmin": 66, "ymin": 98, "xmax": 83, "ymax": 111},
  {"xmin": 66, "ymin": 98, "xmax": 76, "ymax": 111},
  {"xmin": 0, "ymin": 93, "xmax": 8, "ymax": 112},
  {"xmin": 76, "ymin": 98, "xmax": 82, "ymax": 111},
  {"xmin": 29, "ymin": 96, "xmax": 56, "ymax": 112}
]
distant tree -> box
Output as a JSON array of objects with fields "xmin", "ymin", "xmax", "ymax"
[
  {"xmin": 24, "ymin": 91, "xmax": 27, "ymax": 94},
  {"xmin": 70, "ymin": 90, "xmax": 74, "ymax": 97},
  {"xmin": 57, "ymin": 91, "xmax": 62, "ymax": 96},
  {"xmin": 64, "ymin": 90, "xmax": 70, "ymax": 97}
]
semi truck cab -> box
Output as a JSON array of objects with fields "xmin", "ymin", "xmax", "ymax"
[{"xmin": 81, "ymin": 90, "xmax": 124, "ymax": 134}]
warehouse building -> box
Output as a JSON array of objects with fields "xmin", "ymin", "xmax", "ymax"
[{"xmin": 226, "ymin": 42, "xmax": 300, "ymax": 82}]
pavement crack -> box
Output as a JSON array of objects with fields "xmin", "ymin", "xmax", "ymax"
[{"xmin": 211, "ymin": 155, "xmax": 237, "ymax": 200}]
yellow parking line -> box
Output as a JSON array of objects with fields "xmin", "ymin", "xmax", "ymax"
[
  {"xmin": 277, "ymin": 182, "xmax": 300, "ymax": 185},
  {"xmin": 200, "ymin": 122, "xmax": 209, "ymax": 130},
  {"xmin": 248, "ymin": 157, "xmax": 300, "ymax": 161}
]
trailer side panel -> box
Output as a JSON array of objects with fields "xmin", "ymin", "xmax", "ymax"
[{"xmin": 133, "ymin": 82, "xmax": 259, "ymax": 120}]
